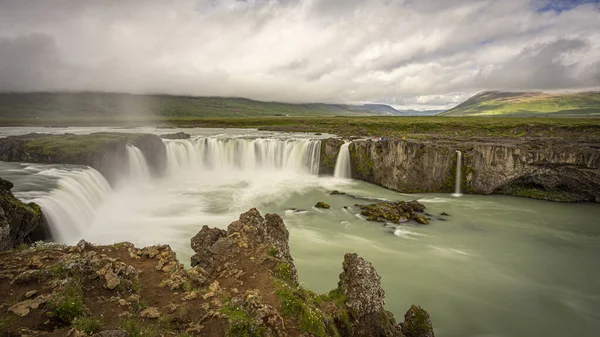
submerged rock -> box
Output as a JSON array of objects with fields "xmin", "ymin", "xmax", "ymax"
[
  {"xmin": 358, "ymin": 200, "xmax": 428, "ymax": 225},
  {"xmin": 315, "ymin": 201, "xmax": 331, "ymax": 209}
]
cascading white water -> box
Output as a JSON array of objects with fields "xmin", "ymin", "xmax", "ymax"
[
  {"xmin": 453, "ymin": 150, "xmax": 462, "ymax": 197},
  {"xmin": 333, "ymin": 142, "xmax": 352, "ymax": 179},
  {"xmin": 164, "ymin": 137, "xmax": 321, "ymax": 175},
  {"xmin": 126, "ymin": 145, "xmax": 151, "ymax": 180},
  {"xmin": 32, "ymin": 168, "xmax": 112, "ymax": 244}
]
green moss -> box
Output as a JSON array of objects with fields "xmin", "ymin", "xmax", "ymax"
[
  {"xmin": 0, "ymin": 315, "xmax": 16, "ymax": 332},
  {"xmin": 72, "ymin": 316, "xmax": 102, "ymax": 335},
  {"xmin": 314, "ymin": 201, "xmax": 330, "ymax": 209},
  {"xmin": 348, "ymin": 143, "xmax": 374, "ymax": 180},
  {"xmin": 267, "ymin": 245, "xmax": 278, "ymax": 257},
  {"xmin": 219, "ymin": 304, "xmax": 266, "ymax": 337},
  {"xmin": 47, "ymin": 279, "xmax": 85, "ymax": 324},
  {"xmin": 497, "ymin": 186, "xmax": 580, "ymax": 202}
]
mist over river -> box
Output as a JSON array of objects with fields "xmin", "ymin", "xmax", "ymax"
[{"xmin": 2, "ymin": 127, "xmax": 600, "ymax": 337}]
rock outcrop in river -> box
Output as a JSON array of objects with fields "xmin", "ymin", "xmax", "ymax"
[
  {"xmin": 0, "ymin": 208, "xmax": 434, "ymax": 336},
  {"xmin": 0, "ymin": 133, "xmax": 166, "ymax": 184},
  {"xmin": 0, "ymin": 177, "xmax": 46, "ymax": 251},
  {"xmin": 321, "ymin": 137, "xmax": 600, "ymax": 202}
]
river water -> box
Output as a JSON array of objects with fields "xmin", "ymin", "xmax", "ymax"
[{"xmin": 1, "ymin": 127, "xmax": 599, "ymax": 337}]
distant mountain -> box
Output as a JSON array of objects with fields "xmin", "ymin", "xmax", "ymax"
[
  {"xmin": 441, "ymin": 91, "xmax": 600, "ymax": 117},
  {"xmin": 400, "ymin": 109, "xmax": 444, "ymax": 116},
  {"xmin": 0, "ymin": 92, "xmax": 404, "ymax": 119}
]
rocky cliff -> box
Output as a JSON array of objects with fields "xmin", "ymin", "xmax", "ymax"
[
  {"xmin": 0, "ymin": 133, "xmax": 167, "ymax": 184},
  {"xmin": 0, "ymin": 209, "xmax": 434, "ymax": 336},
  {"xmin": 0, "ymin": 177, "xmax": 46, "ymax": 251},
  {"xmin": 322, "ymin": 137, "xmax": 600, "ymax": 202}
]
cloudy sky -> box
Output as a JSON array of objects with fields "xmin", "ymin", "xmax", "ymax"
[{"xmin": 0, "ymin": 0, "xmax": 599, "ymax": 109}]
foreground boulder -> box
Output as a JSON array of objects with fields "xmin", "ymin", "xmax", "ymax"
[
  {"xmin": 0, "ymin": 177, "xmax": 46, "ymax": 251},
  {"xmin": 0, "ymin": 209, "xmax": 434, "ymax": 336},
  {"xmin": 359, "ymin": 200, "xmax": 429, "ymax": 224}
]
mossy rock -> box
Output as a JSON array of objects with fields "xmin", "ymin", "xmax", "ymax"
[{"xmin": 314, "ymin": 202, "xmax": 331, "ymax": 209}]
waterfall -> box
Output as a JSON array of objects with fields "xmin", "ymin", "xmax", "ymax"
[
  {"xmin": 126, "ymin": 145, "xmax": 151, "ymax": 180},
  {"xmin": 164, "ymin": 137, "xmax": 321, "ymax": 175},
  {"xmin": 453, "ymin": 150, "xmax": 462, "ymax": 197},
  {"xmin": 334, "ymin": 142, "xmax": 352, "ymax": 179},
  {"xmin": 33, "ymin": 168, "xmax": 112, "ymax": 244}
]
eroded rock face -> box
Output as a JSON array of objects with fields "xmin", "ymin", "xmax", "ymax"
[
  {"xmin": 401, "ymin": 305, "xmax": 435, "ymax": 337},
  {"xmin": 0, "ymin": 177, "xmax": 46, "ymax": 251},
  {"xmin": 338, "ymin": 253, "xmax": 400, "ymax": 336},
  {"xmin": 346, "ymin": 138, "xmax": 600, "ymax": 202},
  {"xmin": 320, "ymin": 138, "xmax": 345, "ymax": 175}
]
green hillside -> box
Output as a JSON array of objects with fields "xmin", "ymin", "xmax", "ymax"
[
  {"xmin": 0, "ymin": 92, "xmax": 403, "ymax": 119},
  {"xmin": 441, "ymin": 91, "xmax": 600, "ymax": 117}
]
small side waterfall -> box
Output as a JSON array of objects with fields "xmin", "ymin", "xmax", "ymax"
[
  {"xmin": 33, "ymin": 168, "xmax": 112, "ymax": 244},
  {"xmin": 126, "ymin": 145, "xmax": 151, "ymax": 180},
  {"xmin": 334, "ymin": 142, "xmax": 352, "ymax": 179},
  {"xmin": 453, "ymin": 150, "xmax": 462, "ymax": 197},
  {"xmin": 163, "ymin": 137, "xmax": 321, "ymax": 175}
]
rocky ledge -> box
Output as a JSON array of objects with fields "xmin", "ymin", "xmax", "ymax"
[
  {"xmin": 0, "ymin": 177, "xmax": 46, "ymax": 251},
  {"xmin": 0, "ymin": 133, "xmax": 166, "ymax": 184},
  {"xmin": 0, "ymin": 209, "xmax": 434, "ymax": 337}
]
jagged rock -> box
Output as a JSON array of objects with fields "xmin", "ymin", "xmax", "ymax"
[
  {"xmin": 8, "ymin": 298, "xmax": 42, "ymax": 316},
  {"xmin": 315, "ymin": 201, "xmax": 331, "ymax": 209},
  {"xmin": 338, "ymin": 253, "xmax": 400, "ymax": 336},
  {"xmin": 159, "ymin": 132, "xmax": 191, "ymax": 140},
  {"xmin": 401, "ymin": 305, "xmax": 435, "ymax": 337},
  {"xmin": 104, "ymin": 271, "xmax": 121, "ymax": 290},
  {"xmin": 24, "ymin": 290, "xmax": 38, "ymax": 298},
  {"xmin": 190, "ymin": 226, "xmax": 226, "ymax": 269},
  {"xmin": 77, "ymin": 239, "xmax": 93, "ymax": 251},
  {"xmin": 93, "ymin": 330, "xmax": 130, "ymax": 337},
  {"xmin": 414, "ymin": 214, "xmax": 429, "ymax": 225},
  {"xmin": 359, "ymin": 200, "xmax": 427, "ymax": 224},
  {"xmin": 190, "ymin": 208, "xmax": 296, "ymax": 283},
  {"xmin": 320, "ymin": 138, "xmax": 345, "ymax": 175},
  {"xmin": 440, "ymin": 212, "xmax": 449, "ymax": 216},
  {"xmin": 140, "ymin": 307, "xmax": 161, "ymax": 319},
  {"xmin": 0, "ymin": 177, "xmax": 46, "ymax": 251}
]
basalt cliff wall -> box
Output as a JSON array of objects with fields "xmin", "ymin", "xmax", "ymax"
[{"xmin": 321, "ymin": 138, "xmax": 600, "ymax": 202}]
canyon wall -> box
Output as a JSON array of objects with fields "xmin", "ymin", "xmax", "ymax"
[{"xmin": 321, "ymin": 138, "xmax": 600, "ymax": 202}]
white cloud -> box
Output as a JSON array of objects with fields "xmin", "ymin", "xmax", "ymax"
[{"xmin": 0, "ymin": 0, "xmax": 598, "ymax": 109}]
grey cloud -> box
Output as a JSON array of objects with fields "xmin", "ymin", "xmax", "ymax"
[{"xmin": 0, "ymin": 0, "xmax": 598, "ymax": 109}]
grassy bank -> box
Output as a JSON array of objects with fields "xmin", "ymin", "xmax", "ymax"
[{"xmin": 1, "ymin": 116, "xmax": 599, "ymax": 140}]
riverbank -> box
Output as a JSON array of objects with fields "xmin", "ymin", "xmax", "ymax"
[{"xmin": 0, "ymin": 208, "xmax": 433, "ymax": 337}]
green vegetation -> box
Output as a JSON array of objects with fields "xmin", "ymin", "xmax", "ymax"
[
  {"xmin": 47, "ymin": 279, "xmax": 85, "ymax": 324},
  {"xmin": 120, "ymin": 317, "xmax": 159, "ymax": 337},
  {"xmin": 219, "ymin": 304, "xmax": 266, "ymax": 337},
  {"xmin": 0, "ymin": 315, "xmax": 16, "ymax": 332},
  {"xmin": 267, "ymin": 245, "xmax": 278, "ymax": 257},
  {"xmin": 0, "ymin": 92, "xmax": 400, "ymax": 118},
  {"xmin": 72, "ymin": 317, "xmax": 102, "ymax": 335},
  {"xmin": 442, "ymin": 91, "xmax": 600, "ymax": 117},
  {"xmin": 19, "ymin": 133, "xmax": 150, "ymax": 163}
]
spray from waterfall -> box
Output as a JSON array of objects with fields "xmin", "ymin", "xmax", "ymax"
[
  {"xmin": 163, "ymin": 137, "xmax": 321, "ymax": 175},
  {"xmin": 33, "ymin": 168, "xmax": 112, "ymax": 244},
  {"xmin": 334, "ymin": 142, "xmax": 352, "ymax": 179},
  {"xmin": 453, "ymin": 150, "xmax": 462, "ymax": 197},
  {"xmin": 126, "ymin": 145, "xmax": 151, "ymax": 181}
]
